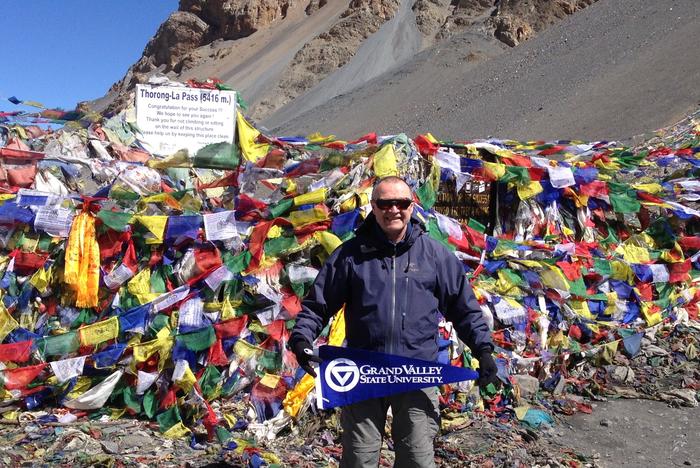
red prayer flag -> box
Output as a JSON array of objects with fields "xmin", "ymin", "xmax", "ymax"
[
  {"xmin": 669, "ymin": 260, "xmax": 692, "ymax": 283},
  {"xmin": 214, "ymin": 316, "xmax": 248, "ymax": 339},
  {"xmin": 0, "ymin": 340, "xmax": 32, "ymax": 363},
  {"xmin": 207, "ymin": 339, "xmax": 229, "ymax": 366},
  {"xmin": 2, "ymin": 363, "xmax": 46, "ymax": 390}
]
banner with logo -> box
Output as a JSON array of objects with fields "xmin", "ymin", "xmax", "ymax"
[{"xmin": 315, "ymin": 345, "xmax": 479, "ymax": 410}]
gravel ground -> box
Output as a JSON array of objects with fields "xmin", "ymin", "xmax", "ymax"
[
  {"xmin": 268, "ymin": 0, "xmax": 700, "ymax": 142},
  {"xmin": 560, "ymin": 399, "xmax": 700, "ymax": 467}
]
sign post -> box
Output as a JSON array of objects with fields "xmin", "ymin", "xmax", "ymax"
[{"xmin": 135, "ymin": 84, "xmax": 237, "ymax": 156}]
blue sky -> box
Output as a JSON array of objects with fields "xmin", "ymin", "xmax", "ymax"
[{"xmin": 0, "ymin": 0, "xmax": 178, "ymax": 112}]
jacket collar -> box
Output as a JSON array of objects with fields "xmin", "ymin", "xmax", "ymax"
[{"xmin": 356, "ymin": 213, "xmax": 423, "ymax": 254}]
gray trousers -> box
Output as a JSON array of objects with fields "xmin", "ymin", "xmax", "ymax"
[{"xmin": 339, "ymin": 387, "xmax": 440, "ymax": 468}]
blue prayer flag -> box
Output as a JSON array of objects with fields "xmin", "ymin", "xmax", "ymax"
[
  {"xmin": 119, "ymin": 304, "xmax": 151, "ymax": 333},
  {"xmin": 92, "ymin": 343, "xmax": 127, "ymax": 368},
  {"xmin": 165, "ymin": 215, "xmax": 202, "ymax": 243}
]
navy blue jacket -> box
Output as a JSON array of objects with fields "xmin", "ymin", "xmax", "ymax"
[{"xmin": 290, "ymin": 214, "xmax": 493, "ymax": 362}]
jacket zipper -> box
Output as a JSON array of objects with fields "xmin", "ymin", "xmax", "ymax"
[{"xmin": 389, "ymin": 247, "xmax": 396, "ymax": 354}]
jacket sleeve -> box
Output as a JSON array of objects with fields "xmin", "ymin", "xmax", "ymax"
[
  {"xmin": 436, "ymin": 245, "xmax": 494, "ymax": 355},
  {"xmin": 290, "ymin": 246, "xmax": 349, "ymax": 347}
]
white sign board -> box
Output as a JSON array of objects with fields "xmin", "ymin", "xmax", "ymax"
[{"xmin": 135, "ymin": 84, "xmax": 237, "ymax": 156}]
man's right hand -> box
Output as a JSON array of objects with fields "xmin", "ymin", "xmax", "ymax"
[{"xmin": 291, "ymin": 338, "xmax": 322, "ymax": 377}]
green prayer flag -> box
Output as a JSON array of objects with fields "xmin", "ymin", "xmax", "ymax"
[
  {"xmin": 258, "ymin": 349, "xmax": 283, "ymax": 372},
  {"xmin": 264, "ymin": 235, "xmax": 298, "ymax": 256},
  {"xmin": 178, "ymin": 326, "xmax": 216, "ymax": 352},
  {"xmin": 467, "ymin": 218, "xmax": 486, "ymax": 233},
  {"xmin": 427, "ymin": 218, "xmax": 453, "ymax": 250},
  {"xmin": 568, "ymin": 278, "xmax": 587, "ymax": 297},
  {"xmin": 609, "ymin": 192, "xmax": 640, "ymax": 213},
  {"xmin": 143, "ymin": 389, "xmax": 157, "ymax": 419},
  {"xmin": 123, "ymin": 386, "xmax": 141, "ymax": 414},
  {"xmin": 150, "ymin": 267, "xmax": 167, "ymax": 294},
  {"xmin": 150, "ymin": 314, "xmax": 170, "ymax": 335},
  {"xmin": 193, "ymin": 142, "xmax": 240, "ymax": 170},
  {"xmin": 97, "ymin": 210, "xmax": 133, "ymax": 232},
  {"xmin": 645, "ymin": 218, "xmax": 676, "ymax": 249},
  {"xmin": 416, "ymin": 182, "xmax": 436, "ymax": 210},
  {"xmin": 503, "ymin": 165, "xmax": 530, "ymax": 184},
  {"xmin": 500, "ymin": 269, "xmax": 523, "ymax": 287},
  {"xmin": 224, "ymin": 250, "xmax": 251, "ymax": 274},
  {"xmin": 268, "ymin": 198, "xmax": 294, "ymax": 219},
  {"xmin": 216, "ymin": 425, "xmax": 233, "ymax": 443},
  {"xmin": 199, "ymin": 365, "xmax": 222, "ymax": 400},
  {"xmin": 157, "ymin": 406, "xmax": 181, "ymax": 433},
  {"xmin": 38, "ymin": 331, "xmax": 79, "ymax": 357},
  {"xmin": 593, "ymin": 258, "xmax": 612, "ymax": 277}
]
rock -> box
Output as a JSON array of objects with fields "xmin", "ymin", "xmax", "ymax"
[
  {"xmin": 599, "ymin": 419, "xmax": 611, "ymax": 427},
  {"xmin": 513, "ymin": 374, "xmax": 540, "ymax": 399},
  {"xmin": 100, "ymin": 440, "xmax": 120, "ymax": 454}
]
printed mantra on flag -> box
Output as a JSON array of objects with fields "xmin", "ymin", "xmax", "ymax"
[{"xmin": 324, "ymin": 358, "xmax": 446, "ymax": 391}]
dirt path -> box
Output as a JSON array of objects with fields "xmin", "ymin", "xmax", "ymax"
[{"xmin": 558, "ymin": 398, "xmax": 700, "ymax": 467}]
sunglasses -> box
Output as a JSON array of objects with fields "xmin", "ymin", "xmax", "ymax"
[{"xmin": 373, "ymin": 198, "xmax": 413, "ymax": 210}]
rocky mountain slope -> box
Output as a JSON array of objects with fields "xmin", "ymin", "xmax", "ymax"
[{"xmin": 99, "ymin": 0, "xmax": 599, "ymax": 126}]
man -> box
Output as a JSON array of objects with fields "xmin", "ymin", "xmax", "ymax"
[{"xmin": 290, "ymin": 176, "xmax": 497, "ymax": 468}]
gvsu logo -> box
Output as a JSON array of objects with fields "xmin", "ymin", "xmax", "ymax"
[{"xmin": 324, "ymin": 358, "xmax": 360, "ymax": 392}]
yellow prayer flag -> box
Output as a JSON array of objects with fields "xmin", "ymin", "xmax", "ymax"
[
  {"xmin": 132, "ymin": 329, "xmax": 174, "ymax": 366},
  {"xmin": 283, "ymin": 374, "xmax": 315, "ymax": 418},
  {"xmin": 0, "ymin": 305, "xmax": 19, "ymax": 342},
  {"xmin": 483, "ymin": 161, "xmax": 506, "ymax": 179},
  {"xmin": 65, "ymin": 376, "xmax": 93, "ymax": 399},
  {"xmin": 141, "ymin": 193, "xmax": 182, "ymax": 210},
  {"xmin": 516, "ymin": 181, "xmax": 543, "ymax": 200},
  {"xmin": 259, "ymin": 373, "xmax": 281, "ymax": 389},
  {"xmin": 640, "ymin": 302, "xmax": 662, "ymax": 326},
  {"xmin": 163, "ymin": 421, "xmax": 191, "ymax": 439},
  {"xmin": 79, "ymin": 317, "xmax": 119, "ymax": 347},
  {"xmin": 146, "ymin": 149, "xmax": 191, "ymax": 169},
  {"xmin": 128, "ymin": 269, "xmax": 157, "ymax": 304},
  {"xmin": 373, "ymin": 144, "xmax": 398, "ymax": 178},
  {"xmin": 597, "ymin": 340, "xmax": 619, "ymax": 365},
  {"xmin": 306, "ymin": 132, "xmax": 336, "ymax": 144},
  {"xmin": 233, "ymin": 338, "xmax": 263, "ymax": 360},
  {"xmin": 237, "ymin": 112, "xmax": 270, "ymax": 162},
  {"xmin": 288, "ymin": 206, "xmax": 329, "ymax": 227},
  {"xmin": 294, "ymin": 188, "xmax": 327, "ymax": 207},
  {"xmin": 314, "ymin": 231, "xmax": 342, "ymax": 254},
  {"xmin": 267, "ymin": 225, "xmax": 283, "ymax": 239},
  {"xmin": 631, "ymin": 183, "xmax": 663, "ymax": 194},
  {"xmin": 174, "ymin": 361, "xmax": 197, "ymax": 393},
  {"xmin": 610, "ymin": 261, "xmax": 634, "ymax": 282},
  {"xmin": 328, "ymin": 309, "xmax": 346, "ymax": 346},
  {"xmin": 64, "ymin": 212, "xmax": 100, "ymax": 308},
  {"xmin": 220, "ymin": 299, "xmax": 240, "ymax": 321},
  {"xmin": 570, "ymin": 300, "xmax": 595, "ymax": 320},
  {"xmin": 540, "ymin": 267, "xmax": 570, "ymax": 291},
  {"xmin": 29, "ymin": 267, "xmax": 52, "ymax": 293},
  {"xmin": 615, "ymin": 243, "xmax": 650, "ymax": 264},
  {"xmin": 284, "ymin": 308, "xmax": 346, "ymax": 418},
  {"xmin": 136, "ymin": 215, "xmax": 168, "ymax": 244}
]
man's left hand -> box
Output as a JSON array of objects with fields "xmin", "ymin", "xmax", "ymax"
[{"xmin": 476, "ymin": 351, "xmax": 499, "ymax": 390}]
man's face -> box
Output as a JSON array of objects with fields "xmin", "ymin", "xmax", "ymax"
[{"xmin": 371, "ymin": 180, "xmax": 414, "ymax": 242}]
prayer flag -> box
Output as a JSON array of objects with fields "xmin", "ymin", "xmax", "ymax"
[
  {"xmin": 50, "ymin": 355, "xmax": 87, "ymax": 383},
  {"xmin": 1, "ymin": 363, "xmax": 46, "ymax": 390},
  {"xmin": 64, "ymin": 370, "xmax": 123, "ymax": 410},
  {"xmin": 0, "ymin": 340, "xmax": 32, "ymax": 363},
  {"xmin": 79, "ymin": 316, "xmax": 120, "ymax": 347}
]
